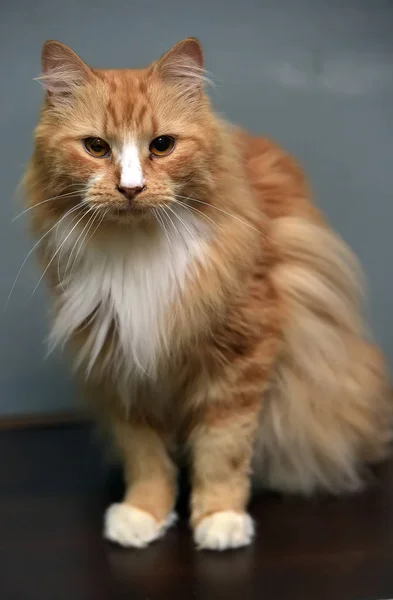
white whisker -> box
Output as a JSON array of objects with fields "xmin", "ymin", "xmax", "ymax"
[
  {"xmin": 5, "ymin": 203, "xmax": 83, "ymax": 311},
  {"xmin": 160, "ymin": 206, "xmax": 179, "ymax": 239},
  {"xmin": 166, "ymin": 205, "xmax": 198, "ymax": 247},
  {"xmin": 61, "ymin": 207, "xmax": 99, "ymax": 287},
  {"xmin": 85, "ymin": 207, "xmax": 108, "ymax": 246},
  {"xmin": 31, "ymin": 207, "xmax": 90, "ymax": 297},
  {"xmin": 67, "ymin": 207, "xmax": 105, "ymax": 283},
  {"xmin": 12, "ymin": 188, "xmax": 85, "ymax": 222},
  {"xmin": 172, "ymin": 197, "xmax": 223, "ymax": 234},
  {"xmin": 175, "ymin": 194, "xmax": 267, "ymax": 239},
  {"xmin": 57, "ymin": 206, "xmax": 95, "ymax": 292},
  {"xmin": 152, "ymin": 207, "xmax": 172, "ymax": 248}
]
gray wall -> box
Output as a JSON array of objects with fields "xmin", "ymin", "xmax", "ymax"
[{"xmin": 1, "ymin": 0, "xmax": 392, "ymax": 415}]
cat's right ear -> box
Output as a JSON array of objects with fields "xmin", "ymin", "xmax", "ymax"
[
  {"xmin": 39, "ymin": 40, "xmax": 92, "ymax": 97},
  {"xmin": 153, "ymin": 38, "xmax": 206, "ymax": 98}
]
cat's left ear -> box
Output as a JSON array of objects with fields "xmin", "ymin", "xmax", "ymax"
[
  {"xmin": 39, "ymin": 40, "xmax": 92, "ymax": 96},
  {"xmin": 153, "ymin": 38, "xmax": 205, "ymax": 97}
]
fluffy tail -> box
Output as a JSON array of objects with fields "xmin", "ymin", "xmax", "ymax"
[{"xmin": 253, "ymin": 216, "xmax": 392, "ymax": 495}]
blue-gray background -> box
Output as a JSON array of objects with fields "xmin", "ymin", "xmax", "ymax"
[{"xmin": 1, "ymin": 0, "xmax": 392, "ymax": 415}]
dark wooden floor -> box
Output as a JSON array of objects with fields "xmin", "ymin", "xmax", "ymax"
[{"xmin": 1, "ymin": 425, "xmax": 393, "ymax": 600}]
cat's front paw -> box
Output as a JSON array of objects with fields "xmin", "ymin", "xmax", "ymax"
[
  {"xmin": 104, "ymin": 503, "xmax": 176, "ymax": 548},
  {"xmin": 194, "ymin": 510, "xmax": 255, "ymax": 551}
]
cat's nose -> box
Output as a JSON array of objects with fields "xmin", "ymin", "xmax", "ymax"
[{"xmin": 116, "ymin": 185, "xmax": 146, "ymax": 200}]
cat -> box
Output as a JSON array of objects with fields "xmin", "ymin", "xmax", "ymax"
[{"xmin": 24, "ymin": 37, "xmax": 392, "ymax": 551}]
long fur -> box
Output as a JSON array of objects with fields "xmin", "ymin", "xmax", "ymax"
[
  {"xmin": 253, "ymin": 217, "xmax": 391, "ymax": 494},
  {"xmin": 49, "ymin": 205, "xmax": 208, "ymax": 381},
  {"xmin": 23, "ymin": 38, "xmax": 392, "ymax": 550}
]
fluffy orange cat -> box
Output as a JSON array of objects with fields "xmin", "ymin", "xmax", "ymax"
[{"xmin": 24, "ymin": 38, "xmax": 392, "ymax": 551}]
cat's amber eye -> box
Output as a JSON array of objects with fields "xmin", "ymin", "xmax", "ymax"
[
  {"xmin": 149, "ymin": 135, "xmax": 176, "ymax": 157},
  {"xmin": 83, "ymin": 137, "xmax": 111, "ymax": 158}
]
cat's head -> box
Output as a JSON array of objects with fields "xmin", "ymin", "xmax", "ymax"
[{"xmin": 33, "ymin": 38, "xmax": 218, "ymax": 224}]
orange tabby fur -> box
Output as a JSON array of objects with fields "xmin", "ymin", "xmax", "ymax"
[{"xmin": 24, "ymin": 38, "xmax": 392, "ymax": 551}]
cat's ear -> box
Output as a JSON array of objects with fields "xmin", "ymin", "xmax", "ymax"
[
  {"xmin": 39, "ymin": 40, "xmax": 92, "ymax": 96},
  {"xmin": 153, "ymin": 38, "xmax": 205, "ymax": 97}
]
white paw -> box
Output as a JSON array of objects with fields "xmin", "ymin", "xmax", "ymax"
[
  {"xmin": 104, "ymin": 503, "xmax": 176, "ymax": 548},
  {"xmin": 194, "ymin": 511, "xmax": 254, "ymax": 551}
]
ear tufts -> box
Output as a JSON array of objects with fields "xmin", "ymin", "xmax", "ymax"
[
  {"xmin": 38, "ymin": 40, "xmax": 91, "ymax": 96},
  {"xmin": 154, "ymin": 37, "xmax": 207, "ymax": 97}
]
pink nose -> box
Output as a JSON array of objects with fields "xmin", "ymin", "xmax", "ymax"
[{"xmin": 116, "ymin": 185, "xmax": 145, "ymax": 200}]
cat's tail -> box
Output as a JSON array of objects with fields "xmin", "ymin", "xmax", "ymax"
[{"xmin": 252, "ymin": 216, "xmax": 393, "ymax": 495}]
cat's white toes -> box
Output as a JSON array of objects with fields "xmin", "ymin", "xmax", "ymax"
[
  {"xmin": 194, "ymin": 510, "xmax": 255, "ymax": 551},
  {"xmin": 104, "ymin": 503, "xmax": 176, "ymax": 548}
]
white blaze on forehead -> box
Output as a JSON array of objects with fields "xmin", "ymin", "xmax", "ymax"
[{"xmin": 120, "ymin": 141, "xmax": 144, "ymax": 189}]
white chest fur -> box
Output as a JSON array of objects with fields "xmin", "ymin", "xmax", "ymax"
[{"xmin": 48, "ymin": 208, "xmax": 206, "ymax": 381}]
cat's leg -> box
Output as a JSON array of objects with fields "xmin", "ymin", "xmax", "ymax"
[
  {"xmin": 189, "ymin": 395, "xmax": 260, "ymax": 551},
  {"xmin": 104, "ymin": 419, "xmax": 177, "ymax": 548}
]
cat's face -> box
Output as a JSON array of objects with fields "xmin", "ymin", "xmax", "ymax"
[{"xmin": 34, "ymin": 39, "xmax": 216, "ymax": 224}]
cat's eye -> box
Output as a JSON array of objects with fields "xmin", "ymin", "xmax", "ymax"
[
  {"xmin": 83, "ymin": 137, "xmax": 111, "ymax": 158},
  {"xmin": 149, "ymin": 135, "xmax": 176, "ymax": 157}
]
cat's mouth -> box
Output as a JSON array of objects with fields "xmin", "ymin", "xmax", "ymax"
[
  {"xmin": 102, "ymin": 199, "xmax": 153, "ymax": 223},
  {"xmin": 110, "ymin": 200, "xmax": 146, "ymax": 215},
  {"xmin": 90, "ymin": 197, "xmax": 160, "ymax": 223}
]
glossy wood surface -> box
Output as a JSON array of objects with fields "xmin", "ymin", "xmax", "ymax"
[{"xmin": 1, "ymin": 425, "xmax": 392, "ymax": 600}]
